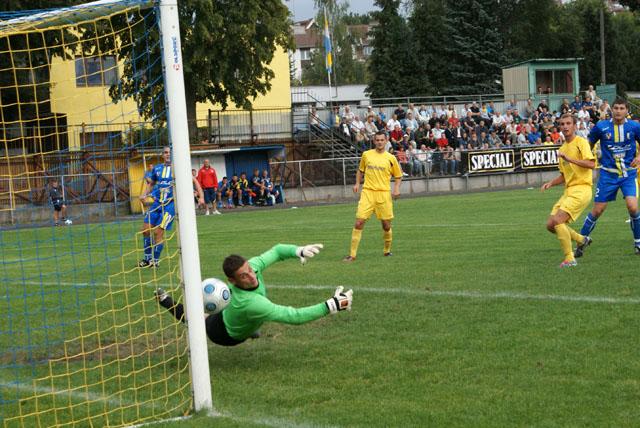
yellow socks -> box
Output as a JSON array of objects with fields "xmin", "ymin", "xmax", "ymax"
[
  {"xmin": 554, "ymin": 223, "xmax": 574, "ymax": 262},
  {"xmin": 567, "ymin": 227, "xmax": 584, "ymax": 245},
  {"xmin": 383, "ymin": 229, "xmax": 392, "ymax": 254},
  {"xmin": 350, "ymin": 228, "xmax": 362, "ymax": 258}
]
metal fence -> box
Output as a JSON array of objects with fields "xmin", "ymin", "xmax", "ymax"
[{"xmin": 207, "ymin": 108, "xmax": 292, "ymax": 144}]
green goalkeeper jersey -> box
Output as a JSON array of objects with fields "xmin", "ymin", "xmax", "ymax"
[{"xmin": 222, "ymin": 244, "xmax": 329, "ymax": 340}]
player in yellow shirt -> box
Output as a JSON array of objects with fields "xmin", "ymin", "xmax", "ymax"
[
  {"xmin": 343, "ymin": 131, "xmax": 403, "ymax": 262},
  {"xmin": 541, "ymin": 113, "xmax": 595, "ymax": 267}
]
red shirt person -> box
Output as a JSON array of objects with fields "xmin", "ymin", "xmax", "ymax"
[{"xmin": 197, "ymin": 159, "xmax": 220, "ymax": 215}]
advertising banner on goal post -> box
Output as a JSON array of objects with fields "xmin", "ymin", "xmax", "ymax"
[{"xmin": 464, "ymin": 146, "xmax": 559, "ymax": 174}]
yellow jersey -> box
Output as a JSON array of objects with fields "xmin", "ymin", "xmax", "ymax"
[
  {"xmin": 359, "ymin": 149, "xmax": 403, "ymax": 191},
  {"xmin": 558, "ymin": 136, "xmax": 595, "ymax": 188}
]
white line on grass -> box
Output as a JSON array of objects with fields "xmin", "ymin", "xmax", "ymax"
[
  {"xmin": 268, "ymin": 284, "xmax": 640, "ymax": 305},
  {"xmin": 15, "ymin": 281, "xmax": 640, "ymax": 305}
]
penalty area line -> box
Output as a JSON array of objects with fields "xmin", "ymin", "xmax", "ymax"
[{"xmin": 269, "ymin": 284, "xmax": 640, "ymax": 305}]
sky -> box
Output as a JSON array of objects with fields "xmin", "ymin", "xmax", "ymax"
[{"xmin": 284, "ymin": 0, "xmax": 379, "ymax": 21}]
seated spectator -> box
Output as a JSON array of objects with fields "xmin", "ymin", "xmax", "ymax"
[
  {"xmin": 408, "ymin": 103, "xmax": 420, "ymax": 121},
  {"xmin": 570, "ymin": 95, "xmax": 583, "ymax": 113},
  {"xmin": 343, "ymin": 105, "xmax": 355, "ymax": 122},
  {"xmin": 560, "ymin": 98, "xmax": 571, "ymax": 115},
  {"xmin": 389, "ymin": 124, "xmax": 404, "ymax": 149},
  {"xmin": 364, "ymin": 115, "xmax": 378, "ymax": 141},
  {"xmin": 527, "ymin": 129, "xmax": 540, "ymax": 145},
  {"xmin": 418, "ymin": 104, "xmax": 430, "ymax": 123},
  {"xmin": 415, "ymin": 144, "xmax": 431, "ymax": 176},
  {"xmin": 217, "ymin": 176, "xmax": 233, "ymax": 209},
  {"xmin": 466, "ymin": 132, "xmax": 479, "ymax": 149},
  {"xmin": 598, "ymin": 100, "xmax": 612, "ymax": 119},
  {"xmin": 431, "ymin": 122, "xmax": 445, "ymax": 140},
  {"xmin": 469, "ymin": 101, "xmax": 481, "ymax": 118},
  {"xmin": 355, "ymin": 129, "xmax": 368, "ymax": 151},
  {"xmin": 512, "ymin": 109, "xmax": 522, "ymax": 124},
  {"xmin": 443, "ymin": 145, "xmax": 458, "ymax": 175},
  {"xmin": 436, "ymin": 104, "xmax": 447, "ymax": 119},
  {"xmin": 405, "ymin": 112, "xmax": 418, "ymax": 131},
  {"xmin": 365, "ymin": 105, "xmax": 375, "ymax": 119},
  {"xmin": 577, "ymin": 105, "xmax": 590, "ymax": 123},
  {"xmin": 377, "ymin": 107, "xmax": 387, "ymax": 122},
  {"xmin": 516, "ymin": 130, "xmax": 527, "ymax": 146},
  {"xmin": 506, "ymin": 99, "xmax": 517, "ymax": 112},
  {"xmin": 407, "ymin": 142, "xmax": 422, "ymax": 177},
  {"xmin": 524, "ymin": 98, "xmax": 535, "ymax": 119},
  {"xmin": 431, "ymin": 145, "xmax": 443, "ymax": 174},
  {"xmin": 387, "ymin": 113, "xmax": 400, "ymax": 131},
  {"xmin": 576, "ymin": 121, "xmax": 589, "ymax": 138},
  {"xmin": 229, "ymin": 174, "xmax": 243, "ymax": 206},
  {"xmin": 504, "ymin": 123, "xmax": 517, "ymax": 146},
  {"xmin": 238, "ymin": 172, "xmax": 254, "ymax": 205},
  {"xmin": 448, "ymin": 111, "xmax": 460, "ymax": 128},
  {"xmin": 351, "ymin": 115, "xmax": 365, "ymax": 138},
  {"xmin": 393, "ymin": 146, "xmax": 410, "ymax": 176},
  {"xmin": 400, "ymin": 133, "xmax": 411, "ymax": 151},
  {"xmin": 250, "ymin": 168, "xmax": 265, "ymax": 204},
  {"xmin": 488, "ymin": 129, "xmax": 502, "ymax": 148},
  {"xmin": 536, "ymin": 99, "xmax": 548, "ymax": 114},
  {"xmin": 478, "ymin": 131, "xmax": 490, "ymax": 149},
  {"xmin": 261, "ymin": 169, "xmax": 279, "ymax": 206},
  {"xmin": 394, "ymin": 104, "xmax": 407, "ymax": 126},
  {"xmin": 475, "ymin": 120, "xmax": 489, "ymax": 138},
  {"xmin": 329, "ymin": 106, "xmax": 341, "ymax": 128},
  {"xmin": 491, "ymin": 110, "xmax": 505, "ymax": 130},
  {"xmin": 457, "ymin": 131, "xmax": 469, "ymax": 149},
  {"xmin": 405, "ymin": 126, "xmax": 416, "ymax": 142},
  {"xmin": 550, "ymin": 127, "xmax": 563, "ymax": 144},
  {"xmin": 375, "ymin": 115, "xmax": 387, "ymax": 132},
  {"xmin": 415, "ymin": 123, "xmax": 429, "ymax": 147},
  {"xmin": 447, "ymin": 104, "xmax": 455, "ymax": 118},
  {"xmin": 339, "ymin": 117, "xmax": 351, "ymax": 139},
  {"xmin": 583, "ymin": 96, "xmax": 595, "ymax": 120},
  {"xmin": 543, "ymin": 135, "xmax": 554, "ymax": 145}
]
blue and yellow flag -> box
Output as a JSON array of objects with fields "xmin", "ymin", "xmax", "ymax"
[{"xmin": 323, "ymin": 7, "xmax": 332, "ymax": 73}]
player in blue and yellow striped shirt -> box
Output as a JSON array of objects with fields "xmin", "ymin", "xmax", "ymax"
[{"xmin": 576, "ymin": 99, "xmax": 640, "ymax": 257}]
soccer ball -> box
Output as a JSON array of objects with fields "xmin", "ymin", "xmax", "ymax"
[
  {"xmin": 64, "ymin": 219, "xmax": 73, "ymax": 225},
  {"xmin": 202, "ymin": 277, "xmax": 231, "ymax": 314}
]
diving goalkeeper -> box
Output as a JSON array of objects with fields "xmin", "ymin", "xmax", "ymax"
[{"xmin": 156, "ymin": 244, "xmax": 353, "ymax": 346}]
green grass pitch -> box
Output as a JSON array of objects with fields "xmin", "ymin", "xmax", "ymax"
[{"xmin": 1, "ymin": 187, "xmax": 639, "ymax": 427}]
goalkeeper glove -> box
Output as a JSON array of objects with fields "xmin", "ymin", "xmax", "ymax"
[
  {"xmin": 296, "ymin": 243, "xmax": 324, "ymax": 265},
  {"xmin": 325, "ymin": 286, "xmax": 353, "ymax": 314}
]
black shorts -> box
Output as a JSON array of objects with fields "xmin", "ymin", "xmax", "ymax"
[
  {"xmin": 52, "ymin": 200, "xmax": 63, "ymax": 211},
  {"xmin": 205, "ymin": 312, "xmax": 244, "ymax": 346}
]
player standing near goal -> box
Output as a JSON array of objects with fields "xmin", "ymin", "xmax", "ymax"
[
  {"xmin": 155, "ymin": 244, "xmax": 353, "ymax": 346},
  {"xmin": 137, "ymin": 146, "xmax": 205, "ymax": 268},
  {"xmin": 541, "ymin": 114, "xmax": 595, "ymax": 267},
  {"xmin": 574, "ymin": 99, "xmax": 640, "ymax": 257},
  {"xmin": 49, "ymin": 178, "xmax": 71, "ymax": 226},
  {"xmin": 343, "ymin": 131, "xmax": 403, "ymax": 262}
]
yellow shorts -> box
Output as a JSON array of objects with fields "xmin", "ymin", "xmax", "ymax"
[
  {"xmin": 551, "ymin": 185, "xmax": 592, "ymax": 222},
  {"xmin": 356, "ymin": 189, "xmax": 394, "ymax": 221}
]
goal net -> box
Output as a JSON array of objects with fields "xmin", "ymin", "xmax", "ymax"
[{"xmin": 0, "ymin": 1, "xmax": 210, "ymax": 426}]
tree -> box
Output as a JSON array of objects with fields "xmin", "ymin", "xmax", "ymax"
[
  {"xmin": 408, "ymin": 0, "xmax": 446, "ymax": 94},
  {"xmin": 442, "ymin": 0, "xmax": 505, "ymax": 94},
  {"xmin": 366, "ymin": 0, "xmax": 417, "ymax": 98}
]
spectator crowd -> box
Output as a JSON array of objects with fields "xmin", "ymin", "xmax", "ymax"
[{"xmin": 316, "ymin": 85, "xmax": 611, "ymax": 177}]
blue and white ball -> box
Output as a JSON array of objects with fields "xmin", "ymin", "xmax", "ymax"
[{"xmin": 202, "ymin": 277, "xmax": 231, "ymax": 314}]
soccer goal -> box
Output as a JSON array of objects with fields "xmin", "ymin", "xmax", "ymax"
[{"xmin": 0, "ymin": 1, "xmax": 211, "ymax": 426}]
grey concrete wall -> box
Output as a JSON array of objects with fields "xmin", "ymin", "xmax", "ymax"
[
  {"xmin": 282, "ymin": 171, "xmax": 558, "ymax": 204},
  {"xmin": 1, "ymin": 202, "xmax": 130, "ymax": 226}
]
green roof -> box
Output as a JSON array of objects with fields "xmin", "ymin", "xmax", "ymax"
[{"xmin": 502, "ymin": 58, "xmax": 583, "ymax": 69}]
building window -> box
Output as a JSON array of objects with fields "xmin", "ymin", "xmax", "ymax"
[
  {"xmin": 75, "ymin": 56, "xmax": 118, "ymax": 87},
  {"xmin": 553, "ymin": 69, "xmax": 573, "ymax": 94},
  {"xmin": 363, "ymin": 46, "xmax": 373, "ymax": 57},
  {"xmin": 299, "ymin": 49, "xmax": 311, "ymax": 61}
]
